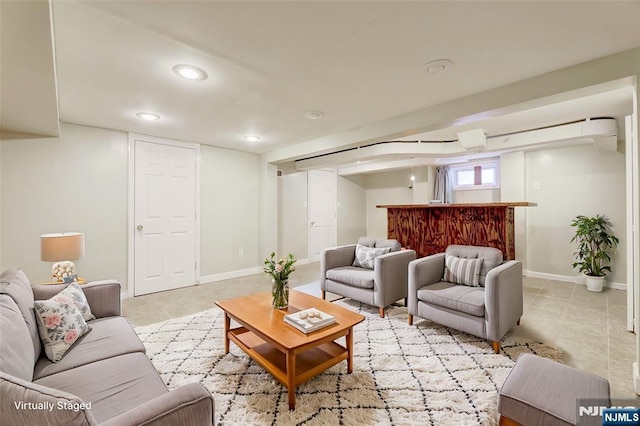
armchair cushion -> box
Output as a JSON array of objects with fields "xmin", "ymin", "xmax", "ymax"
[
  {"xmin": 326, "ymin": 267, "xmax": 375, "ymax": 289},
  {"xmin": 444, "ymin": 255, "xmax": 483, "ymax": 287},
  {"xmin": 374, "ymin": 239, "xmax": 402, "ymax": 252},
  {"xmin": 446, "ymin": 245, "xmax": 503, "ymax": 286},
  {"xmin": 417, "ymin": 282, "xmax": 486, "ymax": 317},
  {"xmin": 353, "ymin": 244, "xmax": 391, "ymax": 269},
  {"xmin": 357, "ymin": 237, "xmax": 377, "ymax": 247},
  {"xmin": 356, "ymin": 237, "xmax": 402, "ymax": 252}
]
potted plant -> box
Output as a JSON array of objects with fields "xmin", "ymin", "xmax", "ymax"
[{"xmin": 570, "ymin": 214, "xmax": 619, "ymax": 292}]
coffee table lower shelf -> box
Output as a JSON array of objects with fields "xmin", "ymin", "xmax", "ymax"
[{"xmin": 228, "ymin": 327, "xmax": 348, "ymax": 388}]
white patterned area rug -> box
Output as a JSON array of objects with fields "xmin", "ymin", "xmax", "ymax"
[{"xmin": 134, "ymin": 300, "xmax": 563, "ymax": 426}]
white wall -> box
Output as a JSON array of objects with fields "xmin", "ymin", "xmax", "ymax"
[
  {"xmin": 524, "ymin": 144, "xmax": 626, "ymax": 284},
  {"xmin": 277, "ymin": 171, "xmax": 308, "ymax": 259},
  {"xmin": 418, "ymin": 166, "xmax": 436, "ymax": 204},
  {"xmin": 0, "ymin": 123, "xmax": 129, "ymax": 287},
  {"xmin": 0, "ymin": 122, "xmax": 264, "ymax": 292},
  {"xmin": 454, "ymin": 188, "xmax": 500, "ymax": 203},
  {"xmin": 337, "ymin": 175, "xmax": 367, "ymax": 245},
  {"xmin": 259, "ymin": 161, "xmax": 278, "ymax": 266},
  {"xmin": 277, "ymin": 172, "xmax": 367, "ymax": 255},
  {"xmin": 365, "ymin": 169, "xmax": 417, "ymax": 238},
  {"xmin": 501, "ymin": 151, "xmax": 528, "ymax": 267},
  {"xmin": 200, "ymin": 145, "xmax": 261, "ymax": 275}
]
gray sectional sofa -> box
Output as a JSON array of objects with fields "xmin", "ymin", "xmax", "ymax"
[{"xmin": 0, "ymin": 268, "xmax": 215, "ymax": 425}]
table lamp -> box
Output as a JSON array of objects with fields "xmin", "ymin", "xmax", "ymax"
[{"xmin": 41, "ymin": 232, "xmax": 85, "ymax": 282}]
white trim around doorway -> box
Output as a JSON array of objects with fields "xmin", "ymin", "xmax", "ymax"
[{"xmin": 127, "ymin": 133, "xmax": 201, "ymax": 297}]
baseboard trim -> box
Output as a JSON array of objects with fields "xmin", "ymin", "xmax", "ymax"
[
  {"xmin": 199, "ymin": 266, "xmax": 263, "ymax": 285},
  {"xmin": 523, "ymin": 270, "xmax": 627, "ymax": 290},
  {"xmin": 128, "ymin": 261, "xmax": 316, "ymax": 297}
]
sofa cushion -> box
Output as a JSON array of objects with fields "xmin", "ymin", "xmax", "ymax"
[
  {"xmin": 33, "ymin": 316, "xmax": 146, "ymax": 380},
  {"xmin": 417, "ymin": 281, "xmax": 486, "ymax": 317},
  {"xmin": 446, "ymin": 245, "xmax": 503, "ymax": 286},
  {"xmin": 353, "ymin": 245, "xmax": 391, "ymax": 269},
  {"xmin": 34, "ymin": 296, "xmax": 91, "ymax": 362},
  {"xmin": 0, "ymin": 295, "xmax": 35, "ymax": 381},
  {"xmin": 444, "ymin": 255, "xmax": 483, "ymax": 287},
  {"xmin": 34, "ymin": 352, "xmax": 169, "ymax": 424},
  {"xmin": 0, "ymin": 269, "xmax": 40, "ymax": 361},
  {"xmin": 1, "ymin": 370, "xmax": 97, "ymax": 426},
  {"xmin": 327, "ymin": 266, "xmax": 375, "ymax": 289}
]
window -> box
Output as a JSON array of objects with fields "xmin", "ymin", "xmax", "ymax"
[{"xmin": 451, "ymin": 161, "xmax": 500, "ymax": 190}]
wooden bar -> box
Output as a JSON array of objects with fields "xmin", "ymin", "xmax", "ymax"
[{"xmin": 377, "ymin": 202, "xmax": 536, "ymax": 259}]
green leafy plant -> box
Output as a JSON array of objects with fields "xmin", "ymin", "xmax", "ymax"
[
  {"xmin": 570, "ymin": 214, "xmax": 619, "ymax": 277},
  {"xmin": 264, "ymin": 252, "xmax": 296, "ymax": 309},
  {"xmin": 263, "ymin": 252, "xmax": 297, "ymax": 282}
]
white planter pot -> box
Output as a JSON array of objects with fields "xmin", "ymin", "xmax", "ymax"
[{"xmin": 585, "ymin": 275, "xmax": 605, "ymax": 292}]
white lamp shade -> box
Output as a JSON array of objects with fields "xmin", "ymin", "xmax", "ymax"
[{"xmin": 41, "ymin": 233, "xmax": 85, "ymax": 262}]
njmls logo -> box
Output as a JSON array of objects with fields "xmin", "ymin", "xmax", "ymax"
[
  {"xmin": 579, "ymin": 405, "xmax": 608, "ymax": 417},
  {"xmin": 577, "ymin": 399, "xmax": 640, "ymax": 426},
  {"xmin": 579, "ymin": 406, "xmax": 638, "ymax": 417},
  {"xmin": 602, "ymin": 408, "xmax": 640, "ymax": 426}
]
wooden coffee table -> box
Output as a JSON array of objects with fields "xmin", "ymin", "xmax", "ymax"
[{"xmin": 215, "ymin": 290, "xmax": 365, "ymax": 410}]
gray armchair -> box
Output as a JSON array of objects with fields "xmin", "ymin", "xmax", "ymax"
[
  {"xmin": 321, "ymin": 237, "xmax": 416, "ymax": 318},
  {"xmin": 407, "ymin": 245, "xmax": 523, "ymax": 353}
]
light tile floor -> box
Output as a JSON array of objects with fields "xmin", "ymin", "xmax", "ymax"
[{"xmin": 123, "ymin": 262, "xmax": 637, "ymax": 400}]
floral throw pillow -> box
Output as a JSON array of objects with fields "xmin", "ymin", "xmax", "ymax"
[
  {"xmin": 443, "ymin": 255, "xmax": 484, "ymax": 287},
  {"xmin": 34, "ymin": 296, "xmax": 91, "ymax": 362},
  {"xmin": 55, "ymin": 281, "xmax": 95, "ymax": 321},
  {"xmin": 352, "ymin": 244, "xmax": 392, "ymax": 269}
]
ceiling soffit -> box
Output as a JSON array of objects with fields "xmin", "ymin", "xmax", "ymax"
[
  {"xmin": 49, "ymin": 1, "xmax": 640, "ymax": 161},
  {"xmin": 0, "ymin": 1, "xmax": 59, "ymax": 137}
]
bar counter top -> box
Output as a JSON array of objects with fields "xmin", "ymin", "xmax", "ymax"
[{"xmin": 376, "ymin": 202, "xmax": 537, "ymax": 209}]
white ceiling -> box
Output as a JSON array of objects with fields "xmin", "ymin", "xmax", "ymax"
[{"xmin": 1, "ymin": 1, "xmax": 639, "ymax": 173}]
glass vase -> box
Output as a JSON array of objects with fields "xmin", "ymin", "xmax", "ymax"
[{"xmin": 272, "ymin": 278, "xmax": 289, "ymax": 309}]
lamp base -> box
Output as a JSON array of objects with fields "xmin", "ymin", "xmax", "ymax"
[{"xmin": 51, "ymin": 261, "xmax": 78, "ymax": 283}]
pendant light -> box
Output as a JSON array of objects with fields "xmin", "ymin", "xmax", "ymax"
[{"xmin": 409, "ymin": 159, "xmax": 415, "ymax": 189}]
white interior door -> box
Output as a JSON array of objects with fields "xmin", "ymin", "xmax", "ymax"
[
  {"xmin": 134, "ymin": 140, "xmax": 197, "ymax": 296},
  {"xmin": 308, "ymin": 169, "xmax": 337, "ymax": 262}
]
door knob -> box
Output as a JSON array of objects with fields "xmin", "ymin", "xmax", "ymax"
[
  {"xmin": 137, "ymin": 224, "xmax": 144, "ymax": 231},
  {"xmin": 310, "ymin": 221, "xmax": 316, "ymax": 226}
]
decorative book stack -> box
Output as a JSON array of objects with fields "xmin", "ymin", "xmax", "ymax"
[{"xmin": 284, "ymin": 308, "xmax": 336, "ymax": 334}]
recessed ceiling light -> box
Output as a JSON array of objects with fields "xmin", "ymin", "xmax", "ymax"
[
  {"xmin": 423, "ymin": 59, "xmax": 453, "ymax": 74},
  {"xmin": 172, "ymin": 64, "xmax": 208, "ymax": 81},
  {"xmin": 304, "ymin": 110, "xmax": 325, "ymax": 120},
  {"xmin": 243, "ymin": 135, "xmax": 261, "ymax": 142},
  {"xmin": 136, "ymin": 112, "xmax": 161, "ymax": 121}
]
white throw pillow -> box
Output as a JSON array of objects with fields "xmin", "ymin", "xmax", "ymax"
[
  {"xmin": 353, "ymin": 244, "xmax": 391, "ymax": 269},
  {"xmin": 34, "ymin": 292, "xmax": 91, "ymax": 362},
  {"xmin": 54, "ymin": 281, "xmax": 95, "ymax": 322},
  {"xmin": 444, "ymin": 255, "xmax": 484, "ymax": 287}
]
